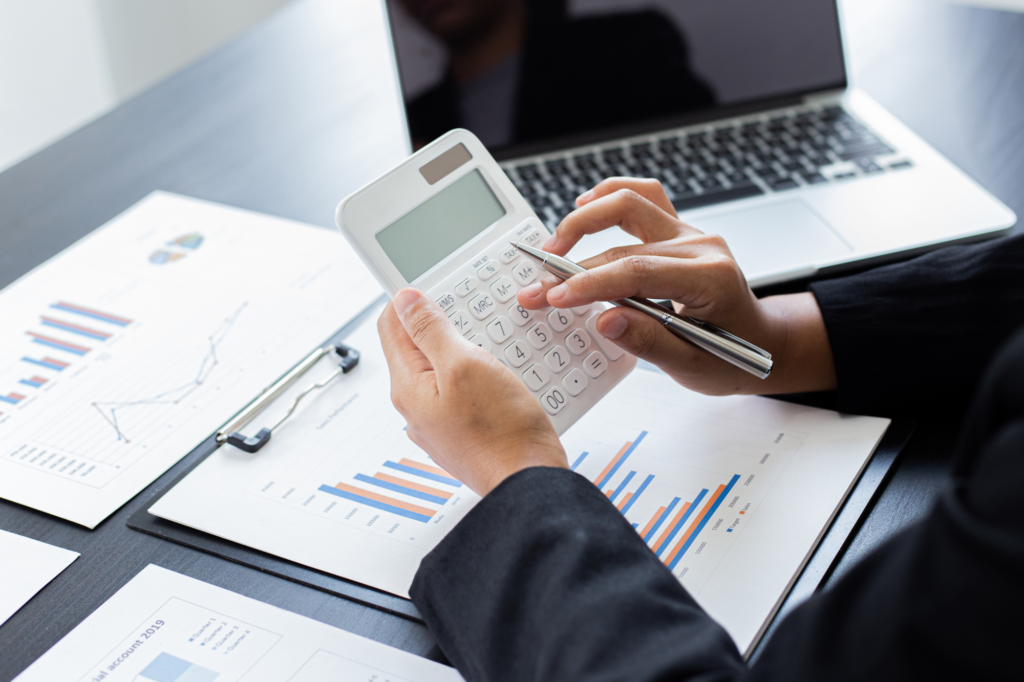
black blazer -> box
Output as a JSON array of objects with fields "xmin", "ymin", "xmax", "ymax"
[{"xmin": 410, "ymin": 234, "xmax": 1024, "ymax": 681}]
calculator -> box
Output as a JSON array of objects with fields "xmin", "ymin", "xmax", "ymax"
[{"xmin": 336, "ymin": 129, "xmax": 635, "ymax": 435}]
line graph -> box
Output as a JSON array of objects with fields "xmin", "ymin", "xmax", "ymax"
[{"xmin": 91, "ymin": 304, "xmax": 247, "ymax": 443}]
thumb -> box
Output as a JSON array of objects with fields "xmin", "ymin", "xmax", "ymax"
[{"xmin": 393, "ymin": 288, "xmax": 470, "ymax": 366}]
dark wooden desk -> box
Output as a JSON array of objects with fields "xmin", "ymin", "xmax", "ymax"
[{"xmin": 0, "ymin": 0, "xmax": 1020, "ymax": 678}]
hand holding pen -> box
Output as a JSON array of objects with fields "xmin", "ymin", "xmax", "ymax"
[{"xmin": 516, "ymin": 178, "xmax": 838, "ymax": 396}]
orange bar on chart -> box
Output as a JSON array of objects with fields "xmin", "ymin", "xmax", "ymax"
[
  {"xmin": 639, "ymin": 506, "xmax": 667, "ymax": 538},
  {"xmin": 398, "ymin": 458, "xmax": 458, "ymax": 481},
  {"xmin": 593, "ymin": 441, "xmax": 632, "ymax": 485},
  {"xmin": 616, "ymin": 493, "xmax": 633, "ymax": 511},
  {"xmin": 333, "ymin": 482, "xmax": 436, "ymax": 518},
  {"xmin": 653, "ymin": 502, "xmax": 692, "ymax": 554},
  {"xmin": 664, "ymin": 484, "xmax": 726, "ymax": 567},
  {"xmin": 739, "ymin": 510, "xmax": 746, "ymax": 514},
  {"xmin": 374, "ymin": 472, "xmax": 453, "ymax": 500}
]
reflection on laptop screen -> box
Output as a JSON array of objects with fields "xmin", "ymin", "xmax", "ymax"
[{"xmin": 387, "ymin": 0, "xmax": 846, "ymax": 152}]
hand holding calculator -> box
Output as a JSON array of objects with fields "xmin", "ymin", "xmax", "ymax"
[{"xmin": 336, "ymin": 130, "xmax": 636, "ymax": 434}]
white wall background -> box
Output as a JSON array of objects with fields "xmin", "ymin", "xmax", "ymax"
[{"xmin": 0, "ymin": 0, "xmax": 293, "ymax": 173}]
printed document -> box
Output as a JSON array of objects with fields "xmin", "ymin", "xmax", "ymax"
[
  {"xmin": 0, "ymin": 192, "xmax": 382, "ymax": 527},
  {"xmin": 0, "ymin": 529, "xmax": 78, "ymax": 627},
  {"xmin": 150, "ymin": 314, "xmax": 889, "ymax": 655},
  {"xmin": 14, "ymin": 564, "xmax": 463, "ymax": 681}
]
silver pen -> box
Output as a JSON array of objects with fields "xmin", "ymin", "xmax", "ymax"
[{"xmin": 513, "ymin": 241, "xmax": 773, "ymax": 379}]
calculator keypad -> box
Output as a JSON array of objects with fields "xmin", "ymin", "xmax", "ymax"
[{"xmin": 428, "ymin": 218, "xmax": 636, "ymax": 435}]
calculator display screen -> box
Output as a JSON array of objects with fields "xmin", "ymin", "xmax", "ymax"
[{"xmin": 376, "ymin": 169, "xmax": 505, "ymax": 282}]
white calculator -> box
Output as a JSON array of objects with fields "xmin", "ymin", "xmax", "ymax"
[{"xmin": 336, "ymin": 129, "xmax": 635, "ymax": 435}]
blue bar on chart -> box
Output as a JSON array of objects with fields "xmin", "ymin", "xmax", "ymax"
[
  {"xmin": 319, "ymin": 483, "xmax": 435, "ymax": 523},
  {"xmin": 26, "ymin": 332, "xmax": 90, "ymax": 356},
  {"xmin": 654, "ymin": 488, "xmax": 707, "ymax": 557},
  {"xmin": 608, "ymin": 471, "xmax": 636, "ymax": 503},
  {"xmin": 620, "ymin": 474, "xmax": 655, "ymax": 515},
  {"xmin": 39, "ymin": 317, "xmax": 111, "ymax": 341},
  {"xmin": 666, "ymin": 474, "xmax": 742, "ymax": 570},
  {"xmin": 22, "ymin": 356, "xmax": 68, "ymax": 371},
  {"xmin": 49, "ymin": 302, "xmax": 132, "ymax": 327},
  {"xmin": 139, "ymin": 652, "xmax": 217, "ymax": 682},
  {"xmin": 353, "ymin": 473, "xmax": 451, "ymax": 505},
  {"xmin": 382, "ymin": 458, "xmax": 462, "ymax": 487},
  {"xmin": 642, "ymin": 497, "xmax": 680, "ymax": 543},
  {"xmin": 595, "ymin": 431, "xmax": 648, "ymax": 488},
  {"xmin": 0, "ymin": 393, "xmax": 26, "ymax": 406},
  {"xmin": 19, "ymin": 376, "xmax": 47, "ymax": 389},
  {"xmin": 570, "ymin": 451, "xmax": 589, "ymax": 471}
]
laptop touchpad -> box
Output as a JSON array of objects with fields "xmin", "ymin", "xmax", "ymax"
[{"xmin": 689, "ymin": 200, "xmax": 852, "ymax": 280}]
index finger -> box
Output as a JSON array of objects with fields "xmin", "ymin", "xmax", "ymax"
[{"xmin": 544, "ymin": 188, "xmax": 691, "ymax": 257}]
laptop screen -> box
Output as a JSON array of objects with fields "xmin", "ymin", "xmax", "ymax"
[{"xmin": 387, "ymin": 0, "xmax": 846, "ymax": 155}]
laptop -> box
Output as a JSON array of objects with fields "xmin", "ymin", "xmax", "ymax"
[{"xmin": 384, "ymin": 0, "xmax": 1015, "ymax": 287}]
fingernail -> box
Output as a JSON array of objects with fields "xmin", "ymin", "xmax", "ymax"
[
  {"xmin": 601, "ymin": 315, "xmax": 628, "ymax": 339},
  {"xmin": 548, "ymin": 284, "xmax": 567, "ymax": 302},
  {"xmin": 394, "ymin": 289, "xmax": 422, "ymax": 317},
  {"xmin": 520, "ymin": 282, "xmax": 543, "ymax": 298},
  {"xmin": 542, "ymin": 234, "xmax": 559, "ymax": 250},
  {"xmin": 576, "ymin": 189, "xmax": 593, "ymax": 204}
]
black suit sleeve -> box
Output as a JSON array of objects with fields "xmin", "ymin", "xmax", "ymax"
[
  {"xmin": 412, "ymin": 328, "xmax": 1024, "ymax": 681},
  {"xmin": 809, "ymin": 233, "xmax": 1024, "ymax": 417}
]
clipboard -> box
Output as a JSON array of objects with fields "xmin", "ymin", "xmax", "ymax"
[{"xmin": 126, "ymin": 296, "xmax": 914, "ymax": 636}]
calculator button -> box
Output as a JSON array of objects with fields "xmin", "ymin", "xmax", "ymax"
[
  {"xmin": 547, "ymin": 308, "xmax": 574, "ymax": 332},
  {"xmin": 564, "ymin": 328, "xmax": 593, "ymax": 356},
  {"xmin": 583, "ymin": 351, "xmax": 608, "ymax": 378},
  {"xmin": 544, "ymin": 345, "xmax": 570, "ymax": 374},
  {"xmin": 525, "ymin": 323, "xmax": 553, "ymax": 350},
  {"xmin": 490, "ymin": 277, "xmax": 517, "ymax": 303},
  {"xmin": 468, "ymin": 293, "xmax": 496, "ymax": 320},
  {"xmin": 508, "ymin": 303, "xmax": 534, "ymax": 327},
  {"xmin": 540, "ymin": 386, "xmax": 569, "ymax": 415},
  {"xmin": 477, "ymin": 261, "xmax": 500, "ymax": 281},
  {"xmin": 435, "ymin": 293, "xmax": 456, "ymax": 313},
  {"xmin": 486, "ymin": 316, "xmax": 513, "ymax": 343},
  {"xmin": 499, "ymin": 246, "xmax": 519, "ymax": 264},
  {"xmin": 562, "ymin": 369, "xmax": 589, "ymax": 397},
  {"xmin": 455, "ymin": 277, "xmax": 478, "ymax": 297},
  {"xmin": 449, "ymin": 309, "xmax": 473, "ymax": 335},
  {"xmin": 586, "ymin": 312, "xmax": 626, "ymax": 360},
  {"xmin": 571, "ymin": 304, "xmax": 593, "ymax": 316},
  {"xmin": 469, "ymin": 334, "xmax": 492, "ymax": 352},
  {"xmin": 521, "ymin": 363, "xmax": 550, "ymax": 391},
  {"xmin": 504, "ymin": 339, "xmax": 533, "ymax": 368},
  {"xmin": 521, "ymin": 230, "xmax": 544, "ymax": 246},
  {"xmin": 511, "ymin": 261, "xmax": 539, "ymax": 286}
]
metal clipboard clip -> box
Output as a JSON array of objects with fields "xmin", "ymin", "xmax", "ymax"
[{"xmin": 215, "ymin": 343, "xmax": 360, "ymax": 453}]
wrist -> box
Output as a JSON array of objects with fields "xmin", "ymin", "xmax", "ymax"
[
  {"xmin": 757, "ymin": 293, "xmax": 837, "ymax": 394},
  {"xmin": 480, "ymin": 442, "xmax": 568, "ymax": 496}
]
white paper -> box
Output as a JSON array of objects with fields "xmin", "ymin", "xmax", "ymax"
[
  {"xmin": 14, "ymin": 564, "xmax": 463, "ymax": 682},
  {"xmin": 0, "ymin": 529, "xmax": 78, "ymax": 627},
  {"xmin": 0, "ymin": 192, "xmax": 382, "ymax": 527},
  {"xmin": 151, "ymin": 313, "xmax": 889, "ymax": 654}
]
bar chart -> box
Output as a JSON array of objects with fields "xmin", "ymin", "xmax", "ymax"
[{"xmin": 560, "ymin": 371, "xmax": 810, "ymax": 592}]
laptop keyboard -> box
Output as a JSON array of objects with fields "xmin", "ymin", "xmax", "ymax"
[{"xmin": 506, "ymin": 105, "xmax": 912, "ymax": 229}]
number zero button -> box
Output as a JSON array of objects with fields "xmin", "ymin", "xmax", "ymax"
[{"xmin": 540, "ymin": 386, "xmax": 569, "ymax": 415}]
